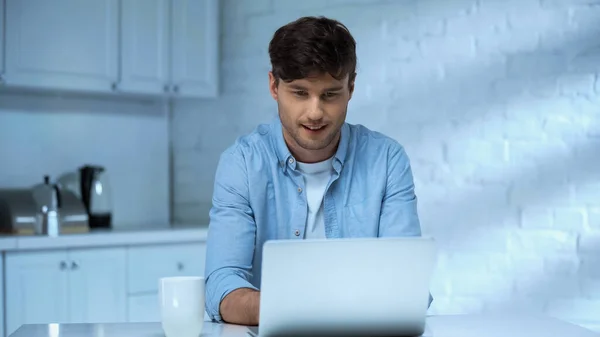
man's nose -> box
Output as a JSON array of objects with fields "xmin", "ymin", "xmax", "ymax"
[{"xmin": 305, "ymin": 98, "xmax": 324, "ymax": 121}]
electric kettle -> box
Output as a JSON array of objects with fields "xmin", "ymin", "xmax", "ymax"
[
  {"xmin": 31, "ymin": 175, "xmax": 62, "ymax": 236},
  {"xmin": 79, "ymin": 165, "xmax": 113, "ymax": 229}
]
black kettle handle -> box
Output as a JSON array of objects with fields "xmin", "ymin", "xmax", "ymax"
[{"xmin": 53, "ymin": 185, "xmax": 62, "ymax": 209}]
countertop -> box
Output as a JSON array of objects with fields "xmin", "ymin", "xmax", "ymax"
[
  {"xmin": 9, "ymin": 314, "xmax": 600, "ymax": 337},
  {"xmin": 0, "ymin": 224, "xmax": 208, "ymax": 251}
]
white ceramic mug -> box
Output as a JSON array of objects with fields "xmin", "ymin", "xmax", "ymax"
[{"xmin": 159, "ymin": 276, "xmax": 205, "ymax": 337}]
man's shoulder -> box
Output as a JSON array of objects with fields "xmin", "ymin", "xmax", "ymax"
[
  {"xmin": 345, "ymin": 123, "xmax": 412, "ymax": 176},
  {"xmin": 347, "ymin": 123, "xmax": 407, "ymax": 155}
]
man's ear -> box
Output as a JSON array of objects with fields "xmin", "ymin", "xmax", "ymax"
[{"xmin": 269, "ymin": 71, "xmax": 278, "ymax": 100}]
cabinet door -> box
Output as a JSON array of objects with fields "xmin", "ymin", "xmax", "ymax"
[
  {"xmin": 4, "ymin": 0, "xmax": 119, "ymax": 93},
  {"xmin": 127, "ymin": 242, "xmax": 207, "ymax": 323},
  {"xmin": 0, "ymin": 254, "xmax": 4, "ymax": 337},
  {"xmin": 6, "ymin": 250, "xmax": 69, "ymax": 337},
  {"xmin": 127, "ymin": 242, "xmax": 207, "ymax": 294},
  {"xmin": 0, "ymin": 1, "xmax": 4, "ymax": 81},
  {"xmin": 119, "ymin": 0, "xmax": 170, "ymax": 95},
  {"xmin": 128, "ymin": 294, "xmax": 159, "ymax": 322},
  {"xmin": 68, "ymin": 247, "xmax": 127, "ymax": 324},
  {"xmin": 171, "ymin": 0, "xmax": 219, "ymax": 98}
]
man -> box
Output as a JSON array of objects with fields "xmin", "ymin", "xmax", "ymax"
[{"xmin": 204, "ymin": 16, "xmax": 428, "ymax": 326}]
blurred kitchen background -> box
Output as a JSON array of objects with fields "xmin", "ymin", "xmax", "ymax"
[{"xmin": 0, "ymin": 0, "xmax": 599, "ymax": 335}]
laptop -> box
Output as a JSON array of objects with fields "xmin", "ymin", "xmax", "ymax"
[{"xmin": 247, "ymin": 236, "xmax": 437, "ymax": 337}]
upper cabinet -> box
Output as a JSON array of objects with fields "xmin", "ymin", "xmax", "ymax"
[
  {"xmin": 4, "ymin": 0, "xmax": 119, "ymax": 94},
  {"xmin": 0, "ymin": 1, "xmax": 5, "ymax": 82},
  {"xmin": 119, "ymin": 0, "xmax": 170, "ymax": 95},
  {"xmin": 170, "ymin": 0, "xmax": 219, "ymax": 98},
  {"xmin": 1, "ymin": 0, "xmax": 219, "ymax": 98}
]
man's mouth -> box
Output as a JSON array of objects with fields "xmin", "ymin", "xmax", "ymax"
[{"xmin": 302, "ymin": 124, "xmax": 327, "ymax": 132}]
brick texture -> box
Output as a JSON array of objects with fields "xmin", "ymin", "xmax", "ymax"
[{"xmin": 171, "ymin": 0, "xmax": 600, "ymax": 331}]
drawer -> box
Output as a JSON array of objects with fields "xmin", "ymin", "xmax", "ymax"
[{"xmin": 127, "ymin": 242, "xmax": 206, "ymax": 294}]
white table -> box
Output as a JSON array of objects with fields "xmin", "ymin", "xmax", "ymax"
[{"xmin": 9, "ymin": 314, "xmax": 600, "ymax": 337}]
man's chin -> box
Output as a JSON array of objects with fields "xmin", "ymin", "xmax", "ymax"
[{"xmin": 295, "ymin": 137, "xmax": 334, "ymax": 151}]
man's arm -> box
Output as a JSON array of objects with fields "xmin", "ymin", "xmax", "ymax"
[
  {"xmin": 219, "ymin": 288, "xmax": 260, "ymax": 325},
  {"xmin": 378, "ymin": 143, "xmax": 421, "ymax": 237},
  {"xmin": 204, "ymin": 145, "xmax": 261, "ymax": 325},
  {"xmin": 378, "ymin": 143, "xmax": 433, "ymax": 308}
]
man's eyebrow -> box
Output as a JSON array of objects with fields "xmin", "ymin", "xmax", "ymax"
[
  {"xmin": 287, "ymin": 84, "xmax": 344, "ymax": 91},
  {"xmin": 287, "ymin": 84, "xmax": 308, "ymax": 90}
]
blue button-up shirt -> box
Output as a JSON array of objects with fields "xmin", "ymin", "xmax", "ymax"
[{"xmin": 204, "ymin": 117, "xmax": 430, "ymax": 322}]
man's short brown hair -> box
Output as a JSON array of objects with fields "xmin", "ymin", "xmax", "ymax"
[{"xmin": 268, "ymin": 16, "xmax": 357, "ymax": 85}]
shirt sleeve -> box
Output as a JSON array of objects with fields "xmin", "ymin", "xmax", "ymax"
[
  {"xmin": 204, "ymin": 145, "xmax": 259, "ymax": 322},
  {"xmin": 378, "ymin": 143, "xmax": 422, "ymax": 238},
  {"xmin": 378, "ymin": 142, "xmax": 433, "ymax": 308}
]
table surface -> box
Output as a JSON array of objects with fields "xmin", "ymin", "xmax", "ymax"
[{"xmin": 9, "ymin": 314, "xmax": 600, "ymax": 337}]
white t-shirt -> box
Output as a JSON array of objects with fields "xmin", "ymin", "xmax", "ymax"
[{"xmin": 296, "ymin": 157, "xmax": 335, "ymax": 239}]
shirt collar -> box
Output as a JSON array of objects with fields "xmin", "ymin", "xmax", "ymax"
[{"xmin": 271, "ymin": 117, "xmax": 349, "ymax": 173}]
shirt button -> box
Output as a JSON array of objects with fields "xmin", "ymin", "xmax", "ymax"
[
  {"xmin": 297, "ymin": 187, "xmax": 302, "ymax": 193},
  {"xmin": 288, "ymin": 158, "xmax": 295, "ymax": 164},
  {"xmin": 294, "ymin": 230, "xmax": 300, "ymax": 236}
]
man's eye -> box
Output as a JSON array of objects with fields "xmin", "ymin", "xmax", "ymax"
[
  {"xmin": 324, "ymin": 92, "xmax": 338, "ymax": 98},
  {"xmin": 294, "ymin": 91, "xmax": 308, "ymax": 96}
]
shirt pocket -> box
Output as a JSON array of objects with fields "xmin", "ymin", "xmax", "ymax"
[{"xmin": 343, "ymin": 196, "xmax": 381, "ymax": 237}]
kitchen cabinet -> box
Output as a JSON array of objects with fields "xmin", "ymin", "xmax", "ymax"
[
  {"xmin": 127, "ymin": 242, "xmax": 207, "ymax": 322},
  {"xmin": 128, "ymin": 292, "xmax": 210, "ymax": 323},
  {"xmin": 119, "ymin": 0, "xmax": 170, "ymax": 95},
  {"xmin": 119, "ymin": 0, "xmax": 219, "ymax": 97},
  {"xmin": 67, "ymin": 248, "xmax": 127, "ymax": 324},
  {"xmin": 1, "ymin": 0, "xmax": 219, "ymax": 98},
  {"xmin": 0, "ymin": 1, "xmax": 5, "ymax": 82},
  {"xmin": 0, "ymin": 256, "xmax": 4, "ymax": 337},
  {"xmin": 127, "ymin": 242, "xmax": 207, "ymax": 294},
  {"xmin": 169, "ymin": 0, "xmax": 219, "ymax": 98},
  {"xmin": 4, "ymin": 0, "xmax": 119, "ymax": 94},
  {"xmin": 5, "ymin": 247, "xmax": 127, "ymax": 336},
  {"xmin": 5, "ymin": 250, "xmax": 69, "ymax": 336},
  {"xmin": 128, "ymin": 294, "xmax": 160, "ymax": 322}
]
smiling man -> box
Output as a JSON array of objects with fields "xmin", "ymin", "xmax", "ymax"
[{"xmin": 204, "ymin": 16, "xmax": 428, "ymax": 325}]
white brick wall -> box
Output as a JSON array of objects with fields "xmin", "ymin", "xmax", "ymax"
[{"xmin": 172, "ymin": 0, "xmax": 600, "ymax": 331}]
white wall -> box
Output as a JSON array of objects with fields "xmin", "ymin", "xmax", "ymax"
[
  {"xmin": 172, "ymin": 0, "xmax": 600, "ymax": 331},
  {"xmin": 0, "ymin": 91, "xmax": 170, "ymax": 228}
]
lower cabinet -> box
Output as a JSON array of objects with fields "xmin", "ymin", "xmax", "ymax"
[
  {"xmin": 127, "ymin": 292, "xmax": 210, "ymax": 323},
  {"xmin": 5, "ymin": 247, "xmax": 127, "ymax": 336},
  {"xmin": 4, "ymin": 241, "xmax": 207, "ymax": 336},
  {"xmin": 127, "ymin": 242, "xmax": 207, "ymax": 294},
  {"xmin": 0, "ymin": 255, "xmax": 4, "ymax": 337},
  {"xmin": 127, "ymin": 242, "xmax": 208, "ymax": 322},
  {"xmin": 128, "ymin": 293, "xmax": 160, "ymax": 322}
]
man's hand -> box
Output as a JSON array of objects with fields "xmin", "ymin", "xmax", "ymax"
[{"xmin": 219, "ymin": 288, "xmax": 260, "ymax": 326}]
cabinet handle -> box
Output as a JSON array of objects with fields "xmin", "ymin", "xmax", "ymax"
[
  {"xmin": 173, "ymin": 85, "xmax": 179, "ymax": 93},
  {"xmin": 0, "ymin": 74, "xmax": 4, "ymax": 85},
  {"xmin": 111, "ymin": 82, "xmax": 118, "ymax": 91},
  {"xmin": 71, "ymin": 261, "xmax": 79, "ymax": 270},
  {"xmin": 177, "ymin": 262, "xmax": 184, "ymax": 271},
  {"xmin": 60, "ymin": 261, "xmax": 67, "ymax": 270}
]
